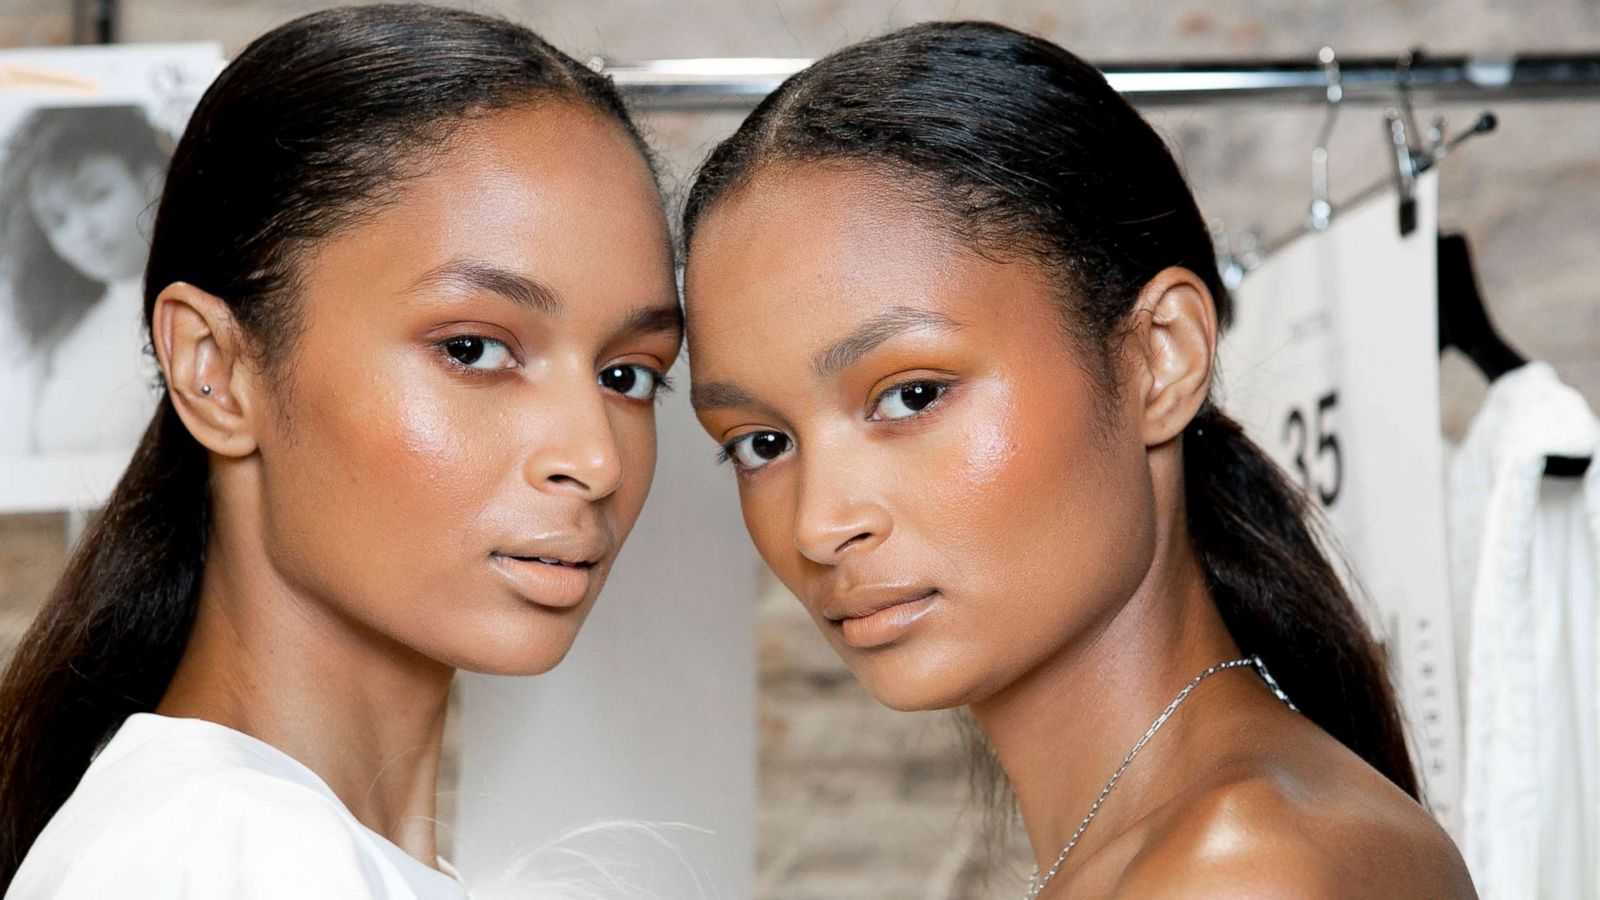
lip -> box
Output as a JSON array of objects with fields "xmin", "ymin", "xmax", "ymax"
[
  {"xmin": 489, "ymin": 552, "xmax": 597, "ymax": 609},
  {"xmin": 826, "ymin": 587, "xmax": 940, "ymax": 649},
  {"xmin": 495, "ymin": 533, "xmax": 609, "ymax": 567}
]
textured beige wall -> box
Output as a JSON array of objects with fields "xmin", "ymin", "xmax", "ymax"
[
  {"xmin": 0, "ymin": 513, "xmax": 65, "ymax": 662},
  {"xmin": 2, "ymin": 2, "xmax": 1598, "ymax": 897}
]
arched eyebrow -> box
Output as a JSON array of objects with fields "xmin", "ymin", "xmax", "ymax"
[
  {"xmin": 407, "ymin": 257, "xmax": 561, "ymax": 314},
  {"xmin": 690, "ymin": 381, "xmax": 758, "ymax": 412},
  {"xmin": 691, "ymin": 307, "xmax": 962, "ymax": 413},
  {"xmin": 812, "ymin": 306, "xmax": 963, "ymax": 377},
  {"xmin": 618, "ymin": 304, "xmax": 684, "ymax": 341}
]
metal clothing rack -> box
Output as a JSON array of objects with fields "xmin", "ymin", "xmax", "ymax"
[
  {"xmin": 602, "ymin": 48, "xmax": 1591, "ymax": 242},
  {"xmin": 70, "ymin": 0, "xmax": 1600, "ymax": 110},
  {"xmin": 600, "ymin": 51, "xmax": 1600, "ymax": 110},
  {"xmin": 604, "ymin": 48, "xmax": 1591, "ymax": 262}
]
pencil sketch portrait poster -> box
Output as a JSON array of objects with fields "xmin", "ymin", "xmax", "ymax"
[{"xmin": 0, "ymin": 43, "xmax": 220, "ymax": 512}]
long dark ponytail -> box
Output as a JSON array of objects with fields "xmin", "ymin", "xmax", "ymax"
[
  {"xmin": 0, "ymin": 5, "xmax": 648, "ymax": 882},
  {"xmin": 682, "ymin": 21, "xmax": 1418, "ymax": 798}
]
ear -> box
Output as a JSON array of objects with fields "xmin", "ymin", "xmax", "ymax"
[
  {"xmin": 1128, "ymin": 267, "xmax": 1218, "ymax": 447},
  {"xmin": 150, "ymin": 281, "xmax": 260, "ymax": 458}
]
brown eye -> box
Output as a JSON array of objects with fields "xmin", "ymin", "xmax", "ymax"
[
  {"xmin": 873, "ymin": 381, "xmax": 945, "ymax": 420},
  {"xmin": 440, "ymin": 336, "xmax": 512, "ymax": 370},
  {"xmin": 723, "ymin": 431, "xmax": 792, "ymax": 471},
  {"xmin": 598, "ymin": 364, "xmax": 663, "ymax": 401}
]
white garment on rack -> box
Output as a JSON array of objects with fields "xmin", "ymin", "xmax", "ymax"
[
  {"xmin": 1449, "ymin": 361, "xmax": 1600, "ymax": 900},
  {"xmin": 7, "ymin": 713, "xmax": 469, "ymax": 900}
]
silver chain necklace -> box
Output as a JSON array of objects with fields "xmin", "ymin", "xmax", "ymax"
[{"xmin": 1022, "ymin": 654, "xmax": 1297, "ymax": 900}]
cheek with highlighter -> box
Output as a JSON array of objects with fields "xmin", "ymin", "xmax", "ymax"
[
  {"xmin": 256, "ymin": 328, "xmax": 522, "ymax": 639},
  {"xmin": 824, "ymin": 360, "xmax": 1157, "ymax": 710},
  {"xmin": 266, "ymin": 343, "xmax": 658, "ymax": 676}
]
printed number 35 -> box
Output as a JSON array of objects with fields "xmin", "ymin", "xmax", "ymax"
[{"xmin": 1282, "ymin": 391, "xmax": 1342, "ymax": 507}]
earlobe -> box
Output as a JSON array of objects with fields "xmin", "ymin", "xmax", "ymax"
[
  {"xmin": 1132, "ymin": 267, "xmax": 1219, "ymax": 447},
  {"xmin": 151, "ymin": 282, "xmax": 259, "ymax": 458}
]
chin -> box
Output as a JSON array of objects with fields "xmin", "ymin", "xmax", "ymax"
[
  {"xmin": 479, "ymin": 650, "xmax": 573, "ymax": 676},
  {"xmin": 454, "ymin": 640, "xmax": 577, "ymax": 677},
  {"xmin": 433, "ymin": 614, "xmax": 588, "ymax": 677},
  {"xmin": 846, "ymin": 643, "xmax": 995, "ymax": 712}
]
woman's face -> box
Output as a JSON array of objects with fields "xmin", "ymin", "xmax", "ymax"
[
  {"xmin": 28, "ymin": 152, "xmax": 156, "ymax": 283},
  {"xmin": 252, "ymin": 103, "xmax": 679, "ymax": 676},
  {"xmin": 685, "ymin": 165, "xmax": 1157, "ymax": 711}
]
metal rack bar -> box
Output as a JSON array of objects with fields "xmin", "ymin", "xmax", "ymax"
[
  {"xmin": 602, "ymin": 52, "xmax": 1600, "ymax": 111},
  {"xmin": 54, "ymin": 0, "xmax": 1600, "ymax": 111}
]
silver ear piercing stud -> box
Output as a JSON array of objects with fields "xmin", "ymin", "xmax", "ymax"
[{"xmin": 201, "ymin": 384, "xmax": 212, "ymax": 395}]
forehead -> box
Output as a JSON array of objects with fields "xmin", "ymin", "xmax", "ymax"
[
  {"xmin": 415, "ymin": 102, "xmax": 666, "ymax": 269},
  {"xmin": 687, "ymin": 166, "xmax": 955, "ymax": 336},
  {"xmin": 683, "ymin": 164, "xmax": 1049, "ymax": 370},
  {"xmin": 298, "ymin": 101, "xmax": 673, "ymax": 320}
]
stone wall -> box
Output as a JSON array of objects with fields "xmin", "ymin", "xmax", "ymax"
[{"xmin": 3, "ymin": 1, "xmax": 1598, "ymax": 897}]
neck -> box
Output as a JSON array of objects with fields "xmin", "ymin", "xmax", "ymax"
[
  {"xmin": 158, "ymin": 514, "xmax": 453, "ymax": 867},
  {"xmin": 969, "ymin": 524, "xmax": 1241, "ymax": 880}
]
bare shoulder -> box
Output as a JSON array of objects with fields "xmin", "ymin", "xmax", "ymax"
[{"xmin": 1111, "ymin": 759, "xmax": 1477, "ymax": 899}]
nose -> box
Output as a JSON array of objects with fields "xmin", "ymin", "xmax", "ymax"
[
  {"xmin": 792, "ymin": 452, "xmax": 892, "ymax": 565},
  {"xmin": 522, "ymin": 376, "xmax": 626, "ymax": 502},
  {"xmin": 57, "ymin": 213, "xmax": 94, "ymax": 256}
]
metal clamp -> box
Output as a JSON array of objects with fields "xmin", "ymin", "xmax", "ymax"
[
  {"xmin": 1386, "ymin": 48, "xmax": 1426, "ymax": 236},
  {"xmin": 1211, "ymin": 222, "xmax": 1262, "ymax": 291},
  {"xmin": 1385, "ymin": 110, "xmax": 1419, "ymax": 235},
  {"xmin": 1308, "ymin": 46, "xmax": 1342, "ymax": 230}
]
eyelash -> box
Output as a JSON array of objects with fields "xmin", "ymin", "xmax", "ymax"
[
  {"xmin": 603, "ymin": 366, "xmax": 675, "ymax": 404},
  {"xmin": 715, "ymin": 433, "xmax": 791, "ymax": 472},
  {"xmin": 436, "ymin": 335, "xmax": 517, "ymax": 375},
  {"xmin": 867, "ymin": 378, "xmax": 951, "ymax": 421}
]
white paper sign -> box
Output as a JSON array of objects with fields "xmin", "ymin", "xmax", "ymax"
[
  {"xmin": 1219, "ymin": 172, "xmax": 1463, "ymax": 837},
  {"xmin": 0, "ymin": 43, "xmax": 222, "ymax": 513}
]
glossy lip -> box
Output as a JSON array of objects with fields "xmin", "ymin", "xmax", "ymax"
[
  {"xmin": 489, "ymin": 531, "xmax": 610, "ymax": 610},
  {"xmin": 489, "ymin": 552, "xmax": 596, "ymax": 609},
  {"xmin": 824, "ymin": 586, "xmax": 940, "ymax": 649},
  {"xmin": 495, "ymin": 532, "xmax": 609, "ymax": 568}
]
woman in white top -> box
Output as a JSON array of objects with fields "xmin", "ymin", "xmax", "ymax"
[{"xmin": 0, "ymin": 5, "xmax": 682, "ymax": 897}]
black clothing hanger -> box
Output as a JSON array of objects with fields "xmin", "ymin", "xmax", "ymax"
[
  {"xmin": 1438, "ymin": 234, "xmax": 1526, "ymax": 379},
  {"xmin": 1438, "ymin": 233, "xmax": 1591, "ymax": 477}
]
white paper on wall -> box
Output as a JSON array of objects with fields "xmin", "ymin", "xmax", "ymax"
[
  {"xmin": 1218, "ymin": 171, "xmax": 1463, "ymax": 838},
  {"xmin": 0, "ymin": 43, "xmax": 222, "ymax": 513}
]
